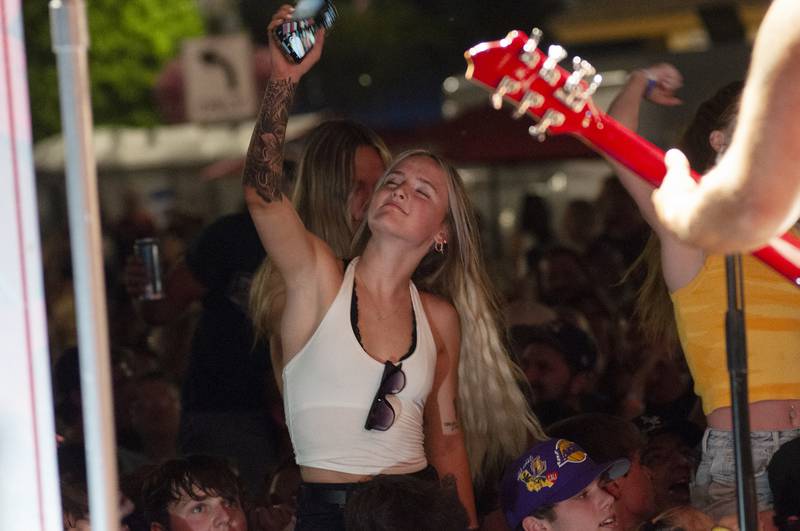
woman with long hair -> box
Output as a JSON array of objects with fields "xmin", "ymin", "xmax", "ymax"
[
  {"xmin": 608, "ymin": 65, "xmax": 800, "ymax": 522},
  {"xmin": 243, "ymin": 6, "xmax": 543, "ymax": 529},
  {"xmin": 248, "ymin": 118, "xmax": 392, "ymax": 388}
]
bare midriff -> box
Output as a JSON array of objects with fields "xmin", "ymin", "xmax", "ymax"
[
  {"xmin": 707, "ymin": 399, "xmax": 800, "ymax": 431},
  {"xmin": 300, "ymin": 466, "xmax": 373, "ymax": 484}
]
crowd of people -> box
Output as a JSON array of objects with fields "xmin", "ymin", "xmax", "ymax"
[{"xmin": 47, "ymin": 1, "xmax": 800, "ymax": 530}]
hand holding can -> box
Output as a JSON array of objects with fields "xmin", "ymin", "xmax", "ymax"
[{"xmin": 132, "ymin": 238, "xmax": 164, "ymax": 301}]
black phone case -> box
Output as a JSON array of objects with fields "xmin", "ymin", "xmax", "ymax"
[{"xmin": 274, "ymin": 1, "xmax": 337, "ymax": 64}]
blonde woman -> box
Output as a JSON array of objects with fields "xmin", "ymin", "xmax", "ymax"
[
  {"xmin": 243, "ymin": 6, "xmax": 542, "ymax": 528},
  {"xmin": 248, "ymin": 118, "xmax": 392, "ymax": 391}
]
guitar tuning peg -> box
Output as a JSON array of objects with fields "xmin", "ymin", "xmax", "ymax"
[
  {"xmin": 548, "ymin": 45, "xmax": 567, "ymax": 62},
  {"xmin": 521, "ymin": 27, "xmax": 544, "ymax": 68},
  {"xmin": 539, "ymin": 45, "xmax": 567, "ymax": 85},
  {"xmin": 557, "ymin": 70, "xmax": 603, "ymax": 112},
  {"xmin": 491, "ymin": 76, "xmax": 521, "ymax": 110},
  {"xmin": 525, "ymin": 28, "xmax": 543, "ymax": 52},
  {"xmin": 572, "ymin": 57, "xmax": 596, "ymax": 78},
  {"xmin": 583, "ymin": 73, "xmax": 602, "ymax": 99},
  {"xmin": 564, "ymin": 57, "xmax": 596, "ymax": 94},
  {"xmin": 512, "ymin": 90, "xmax": 544, "ymax": 119},
  {"xmin": 528, "ymin": 109, "xmax": 565, "ymax": 141}
]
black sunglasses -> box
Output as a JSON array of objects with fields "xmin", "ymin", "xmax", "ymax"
[{"xmin": 365, "ymin": 361, "xmax": 406, "ymax": 431}]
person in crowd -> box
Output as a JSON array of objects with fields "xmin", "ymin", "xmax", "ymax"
[
  {"xmin": 531, "ymin": 246, "xmax": 596, "ymax": 309},
  {"xmin": 241, "ymin": 6, "xmax": 543, "ymax": 528},
  {"xmin": 593, "ymin": 177, "xmax": 650, "ymax": 268},
  {"xmin": 560, "ymin": 199, "xmax": 597, "ymax": 254},
  {"xmin": 509, "ymin": 319, "xmax": 602, "ymax": 426},
  {"xmin": 125, "ymin": 203, "xmax": 281, "ymax": 497},
  {"xmin": 126, "ymin": 372, "xmax": 182, "ymax": 464},
  {"xmin": 653, "ymin": 0, "xmax": 800, "ymax": 253},
  {"xmin": 634, "ymin": 415, "xmax": 703, "ymax": 514},
  {"xmin": 247, "ymin": 458, "xmax": 302, "ymax": 531},
  {"xmin": 60, "ymin": 475, "xmax": 135, "ymax": 531},
  {"xmin": 343, "ymin": 474, "xmax": 469, "ymax": 531},
  {"xmin": 141, "ymin": 455, "xmax": 248, "ymax": 531},
  {"xmin": 500, "ymin": 438, "xmax": 629, "ymax": 531},
  {"xmin": 548, "ymin": 413, "xmax": 656, "ymax": 531},
  {"xmin": 247, "ymin": 117, "xmax": 392, "ymax": 389},
  {"xmin": 768, "ymin": 438, "xmax": 800, "ymax": 531},
  {"xmin": 607, "ymin": 62, "xmax": 800, "ymax": 522},
  {"xmin": 638, "ymin": 505, "xmax": 715, "ymax": 531},
  {"xmin": 511, "ymin": 193, "xmax": 554, "ymax": 280},
  {"xmin": 61, "ymin": 482, "xmax": 91, "ymax": 531}
]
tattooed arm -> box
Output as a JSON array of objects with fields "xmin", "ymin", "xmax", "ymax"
[
  {"xmin": 422, "ymin": 294, "xmax": 478, "ymax": 529},
  {"xmin": 242, "ymin": 78, "xmax": 296, "ymax": 204},
  {"xmin": 242, "ymin": 4, "xmax": 328, "ymax": 280}
]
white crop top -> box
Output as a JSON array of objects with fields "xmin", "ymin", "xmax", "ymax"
[{"xmin": 282, "ymin": 257, "xmax": 437, "ymax": 475}]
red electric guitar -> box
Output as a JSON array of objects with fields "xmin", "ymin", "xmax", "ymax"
[{"xmin": 464, "ymin": 29, "xmax": 800, "ymax": 287}]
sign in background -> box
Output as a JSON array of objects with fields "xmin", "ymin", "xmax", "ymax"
[{"xmin": 182, "ymin": 33, "xmax": 258, "ymax": 123}]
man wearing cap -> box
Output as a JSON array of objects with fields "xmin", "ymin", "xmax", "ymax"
[{"xmin": 501, "ymin": 438, "xmax": 629, "ymax": 530}]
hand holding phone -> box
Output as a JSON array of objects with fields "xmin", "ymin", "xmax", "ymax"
[{"xmin": 273, "ymin": 0, "xmax": 337, "ymax": 64}]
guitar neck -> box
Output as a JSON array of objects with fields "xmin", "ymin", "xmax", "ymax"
[
  {"xmin": 577, "ymin": 110, "xmax": 800, "ymax": 284},
  {"xmin": 579, "ymin": 112, "xmax": 701, "ymax": 186},
  {"xmin": 462, "ymin": 29, "xmax": 800, "ymax": 286}
]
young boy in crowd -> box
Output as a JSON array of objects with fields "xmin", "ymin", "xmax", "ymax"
[
  {"xmin": 500, "ymin": 438, "xmax": 629, "ymax": 531},
  {"xmin": 141, "ymin": 455, "xmax": 248, "ymax": 531},
  {"xmin": 548, "ymin": 413, "xmax": 657, "ymax": 531}
]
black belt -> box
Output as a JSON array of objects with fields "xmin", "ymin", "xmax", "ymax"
[
  {"xmin": 300, "ymin": 465, "xmax": 439, "ymax": 507},
  {"xmin": 300, "ymin": 483, "xmax": 361, "ymax": 507}
]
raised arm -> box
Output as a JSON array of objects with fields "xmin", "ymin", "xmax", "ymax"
[
  {"xmin": 605, "ymin": 64, "xmax": 704, "ymax": 291},
  {"xmin": 242, "ymin": 5, "xmax": 326, "ymax": 284},
  {"xmin": 654, "ymin": 0, "xmax": 800, "ymax": 252},
  {"xmin": 605, "ymin": 64, "xmax": 682, "ymax": 231}
]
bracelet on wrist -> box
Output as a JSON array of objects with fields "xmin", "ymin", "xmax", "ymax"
[{"xmin": 644, "ymin": 74, "xmax": 657, "ymax": 99}]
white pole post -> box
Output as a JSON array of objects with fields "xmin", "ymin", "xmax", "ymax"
[
  {"xmin": 0, "ymin": 0, "xmax": 62, "ymax": 530},
  {"xmin": 49, "ymin": 0, "xmax": 120, "ymax": 529}
]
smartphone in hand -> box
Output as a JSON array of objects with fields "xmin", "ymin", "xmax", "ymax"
[{"xmin": 273, "ymin": 0, "xmax": 337, "ymax": 64}]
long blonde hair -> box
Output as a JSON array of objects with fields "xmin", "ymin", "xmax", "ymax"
[
  {"xmin": 352, "ymin": 150, "xmax": 546, "ymax": 484},
  {"xmin": 249, "ymin": 120, "xmax": 392, "ymax": 340}
]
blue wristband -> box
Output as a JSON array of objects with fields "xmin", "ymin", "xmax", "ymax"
[{"xmin": 644, "ymin": 77, "xmax": 657, "ymax": 99}]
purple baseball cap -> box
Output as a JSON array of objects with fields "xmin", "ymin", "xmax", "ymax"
[{"xmin": 500, "ymin": 438, "xmax": 630, "ymax": 529}]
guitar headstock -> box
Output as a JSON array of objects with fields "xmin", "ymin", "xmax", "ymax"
[{"xmin": 464, "ymin": 29, "xmax": 603, "ymax": 140}]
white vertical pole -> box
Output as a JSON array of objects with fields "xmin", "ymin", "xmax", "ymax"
[
  {"xmin": 0, "ymin": 1, "xmax": 62, "ymax": 530},
  {"xmin": 49, "ymin": 1, "xmax": 120, "ymax": 529}
]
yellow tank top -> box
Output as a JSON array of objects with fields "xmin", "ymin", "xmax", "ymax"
[{"xmin": 671, "ymin": 253, "xmax": 800, "ymax": 415}]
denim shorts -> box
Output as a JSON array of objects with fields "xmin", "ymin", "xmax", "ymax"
[{"xmin": 692, "ymin": 428, "xmax": 800, "ymax": 519}]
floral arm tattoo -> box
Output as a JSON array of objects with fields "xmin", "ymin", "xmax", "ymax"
[{"xmin": 242, "ymin": 79, "xmax": 297, "ymax": 203}]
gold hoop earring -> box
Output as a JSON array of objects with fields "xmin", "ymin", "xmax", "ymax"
[{"xmin": 434, "ymin": 240, "xmax": 446, "ymax": 254}]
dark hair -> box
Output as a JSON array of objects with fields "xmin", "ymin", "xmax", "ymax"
[
  {"xmin": 520, "ymin": 503, "xmax": 557, "ymax": 529},
  {"xmin": 678, "ymin": 81, "xmax": 744, "ymax": 173},
  {"xmin": 344, "ymin": 475, "xmax": 469, "ymax": 531},
  {"xmin": 519, "ymin": 193, "xmax": 553, "ymax": 243},
  {"xmin": 768, "ymin": 438, "xmax": 800, "ymax": 529},
  {"xmin": 547, "ymin": 413, "xmax": 644, "ymax": 462},
  {"xmin": 61, "ymin": 481, "xmax": 89, "ymax": 525},
  {"xmin": 509, "ymin": 319, "xmax": 598, "ymax": 375},
  {"xmin": 141, "ymin": 455, "xmax": 244, "ymax": 527}
]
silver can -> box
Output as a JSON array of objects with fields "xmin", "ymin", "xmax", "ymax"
[{"xmin": 133, "ymin": 238, "xmax": 164, "ymax": 300}]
